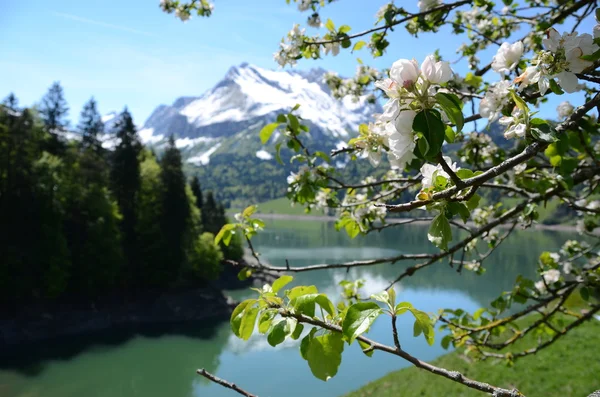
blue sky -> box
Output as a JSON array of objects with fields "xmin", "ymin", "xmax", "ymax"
[{"xmin": 1, "ymin": 0, "xmax": 596, "ymax": 125}]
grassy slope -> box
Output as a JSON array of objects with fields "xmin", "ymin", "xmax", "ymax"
[
  {"xmin": 344, "ymin": 318, "xmax": 600, "ymax": 397},
  {"xmin": 256, "ymin": 197, "xmax": 310, "ymax": 216}
]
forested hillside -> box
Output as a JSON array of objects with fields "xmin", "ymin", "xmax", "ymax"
[{"xmin": 0, "ymin": 83, "xmax": 242, "ymax": 304}]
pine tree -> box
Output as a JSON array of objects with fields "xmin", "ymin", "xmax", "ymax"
[
  {"xmin": 159, "ymin": 135, "xmax": 191, "ymax": 283},
  {"xmin": 190, "ymin": 176, "xmax": 203, "ymax": 209},
  {"xmin": 78, "ymin": 97, "xmax": 104, "ymax": 152},
  {"xmin": 39, "ymin": 82, "xmax": 69, "ymax": 131},
  {"xmin": 2, "ymin": 93, "xmax": 18, "ymax": 112},
  {"xmin": 110, "ymin": 108, "xmax": 141, "ymax": 285},
  {"xmin": 202, "ymin": 191, "xmax": 218, "ymax": 234}
]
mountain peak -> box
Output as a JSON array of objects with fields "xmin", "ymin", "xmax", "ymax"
[{"xmin": 139, "ymin": 62, "xmax": 381, "ymax": 161}]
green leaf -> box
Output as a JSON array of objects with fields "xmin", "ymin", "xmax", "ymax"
[
  {"xmin": 441, "ymin": 335, "xmax": 452, "ymax": 350},
  {"xmin": 339, "ymin": 25, "xmax": 351, "ymax": 34},
  {"xmin": 292, "ymin": 293, "xmax": 319, "ymax": 317},
  {"xmin": 342, "ymin": 302, "xmax": 383, "ymax": 344},
  {"xmin": 580, "ymin": 287, "xmax": 590, "ymax": 301},
  {"xmin": 428, "ymin": 213, "xmax": 452, "ymax": 250},
  {"xmin": 288, "ymin": 114, "xmax": 300, "ymax": 133},
  {"xmin": 258, "ymin": 309, "xmax": 277, "ymax": 334},
  {"xmin": 276, "ymin": 114, "xmax": 287, "ymax": 123},
  {"xmin": 291, "ymin": 323, "xmax": 304, "ymax": 340},
  {"xmin": 214, "ymin": 223, "xmax": 235, "ymax": 246},
  {"xmin": 230, "ymin": 299, "xmax": 256, "ymax": 338},
  {"xmin": 473, "ymin": 308, "xmax": 486, "ymax": 320},
  {"xmin": 306, "ymin": 332, "xmax": 344, "ymax": 381},
  {"xmin": 464, "ymin": 72, "xmax": 482, "ymax": 89},
  {"xmin": 275, "ymin": 142, "xmax": 283, "ymax": 165},
  {"xmin": 444, "ymin": 126, "xmax": 455, "ymax": 143},
  {"xmin": 394, "ymin": 301, "xmax": 414, "ymax": 315},
  {"xmin": 315, "ymin": 294, "xmax": 336, "ymax": 317},
  {"xmin": 358, "ymin": 339, "xmax": 374, "ymax": 357},
  {"xmin": 242, "ymin": 205, "xmax": 257, "ymax": 218},
  {"xmin": 435, "ymin": 92, "xmax": 464, "ymax": 133},
  {"xmin": 466, "ymin": 194, "xmax": 481, "ymax": 211},
  {"xmin": 352, "ymin": 40, "xmax": 366, "ymax": 52},
  {"xmin": 370, "ymin": 291, "xmax": 389, "ymax": 305},
  {"xmin": 581, "ymin": 48, "xmax": 600, "ymax": 61},
  {"xmin": 510, "ymin": 90, "xmax": 529, "ymax": 120},
  {"xmin": 239, "ymin": 306, "xmax": 259, "ymax": 340},
  {"xmin": 413, "ymin": 110, "xmax": 446, "ymax": 159},
  {"xmin": 272, "ymin": 275, "xmax": 293, "ymax": 293},
  {"xmin": 300, "ymin": 327, "xmax": 318, "ymax": 360},
  {"xmin": 325, "ymin": 18, "xmax": 335, "ymax": 32},
  {"xmin": 287, "ymin": 285, "xmax": 318, "ymax": 300},
  {"xmin": 267, "ymin": 318, "xmax": 292, "ymax": 347},
  {"xmin": 291, "ymin": 103, "xmax": 301, "ymax": 111},
  {"xmin": 447, "ymin": 202, "xmax": 470, "ymax": 223},
  {"xmin": 259, "ymin": 122, "xmax": 280, "ymax": 144},
  {"xmin": 411, "ymin": 309, "xmax": 434, "ymax": 345},
  {"xmin": 456, "ymin": 169, "xmax": 474, "ymax": 179},
  {"xmin": 237, "ymin": 267, "xmax": 253, "ymax": 281},
  {"xmin": 344, "ymin": 219, "xmax": 361, "ymax": 239},
  {"xmin": 548, "ymin": 79, "xmax": 564, "ymax": 95}
]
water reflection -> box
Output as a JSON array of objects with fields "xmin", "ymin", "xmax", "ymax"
[{"xmin": 0, "ymin": 221, "xmax": 579, "ymax": 397}]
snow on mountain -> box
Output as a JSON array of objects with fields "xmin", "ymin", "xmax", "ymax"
[{"xmin": 136, "ymin": 63, "xmax": 381, "ymax": 166}]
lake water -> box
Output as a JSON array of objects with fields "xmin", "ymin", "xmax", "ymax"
[{"xmin": 0, "ymin": 220, "xmax": 576, "ymax": 397}]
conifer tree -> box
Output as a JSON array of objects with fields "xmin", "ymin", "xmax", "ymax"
[
  {"xmin": 202, "ymin": 191, "xmax": 218, "ymax": 234},
  {"xmin": 190, "ymin": 176, "xmax": 203, "ymax": 210},
  {"xmin": 110, "ymin": 108, "xmax": 141, "ymax": 283},
  {"xmin": 159, "ymin": 135, "xmax": 190, "ymax": 282},
  {"xmin": 39, "ymin": 82, "xmax": 69, "ymax": 131},
  {"xmin": 78, "ymin": 97, "xmax": 104, "ymax": 152},
  {"xmin": 2, "ymin": 93, "xmax": 18, "ymax": 111}
]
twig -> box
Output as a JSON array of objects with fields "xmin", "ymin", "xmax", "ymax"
[{"xmin": 197, "ymin": 369, "xmax": 259, "ymax": 397}]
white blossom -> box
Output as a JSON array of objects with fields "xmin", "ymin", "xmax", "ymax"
[
  {"xmin": 479, "ymin": 80, "xmax": 511, "ymax": 122},
  {"xmin": 492, "ymin": 42, "xmax": 524, "ymax": 74},
  {"xmin": 514, "ymin": 163, "xmax": 527, "ymax": 174},
  {"xmin": 421, "ymin": 55, "xmax": 452, "ymax": 84},
  {"xmin": 324, "ymin": 41, "xmax": 341, "ymax": 56},
  {"xmin": 390, "ymin": 59, "xmax": 420, "ymax": 88},
  {"xmin": 556, "ymin": 101, "xmax": 574, "ymax": 119},
  {"xmin": 420, "ymin": 156, "xmax": 459, "ymax": 189},
  {"xmin": 315, "ymin": 189, "xmax": 328, "ymax": 208},
  {"xmin": 563, "ymin": 261, "xmax": 573, "ymax": 274},
  {"xmin": 542, "ymin": 269, "xmax": 561, "ymax": 284},
  {"xmin": 297, "ymin": 0, "xmax": 312, "ymax": 11},
  {"xmin": 307, "ymin": 13, "xmax": 321, "ymax": 28},
  {"xmin": 499, "ymin": 107, "xmax": 526, "ymax": 139},
  {"xmin": 417, "ymin": 0, "xmax": 441, "ymax": 12}
]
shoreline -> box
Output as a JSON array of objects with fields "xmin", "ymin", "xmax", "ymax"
[{"xmin": 253, "ymin": 212, "xmax": 584, "ymax": 233}]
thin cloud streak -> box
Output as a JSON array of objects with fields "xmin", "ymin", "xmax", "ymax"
[{"xmin": 51, "ymin": 11, "xmax": 157, "ymax": 37}]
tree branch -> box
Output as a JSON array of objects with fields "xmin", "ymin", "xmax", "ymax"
[{"xmin": 197, "ymin": 369, "xmax": 259, "ymax": 397}]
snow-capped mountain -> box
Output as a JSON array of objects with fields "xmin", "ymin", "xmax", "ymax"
[{"xmin": 138, "ymin": 62, "xmax": 380, "ymax": 165}]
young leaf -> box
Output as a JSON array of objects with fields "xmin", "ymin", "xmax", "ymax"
[
  {"xmin": 342, "ymin": 302, "xmax": 383, "ymax": 344},
  {"xmin": 288, "ymin": 114, "xmax": 300, "ymax": 133},
  {"xmin": 291, "ymin": 323, "xmax": 304, "ymax": 340},
  {"xmin": 275, "ymin": 142, "xmax": 283, "ymax": 165},
  {"xmin": 267, "ymin": 319, "xmax": 289, "ymax": 347},
  {"xmin": 260, "ymin": 122, "xmax": 280, "ymax": 144},
  {"xmin": 413, "ymin": 110, "xmax": 446, "ymax": 159},
  {"xmin": 300, "ymin": 327, "xmax": 318, "ymax": 360},
  {"xmin": 315, "ymin": 294, "xmax": 336, "ymax": 317},
  {"xmin": 258, "ymin": 309, "xmax": 277, "ymax": 334},
  {"xmin": 352, "ymin": 40, "xmax": 366, "ymax": 52},
  {"xmin": 239, "ymin": 306, "xmax": 259, "ymax": 340},
  {"xmin": 242, "ymin": 205, "xmax": 257, "ymax": 218},
  {"xmin": 306, "ymin": 332, "xmax": 344, "ymax": 381},
  {"xmin": 325, "ymin": 18, "xmax": 335, "ymax": 32},
  {"xmin": 272, "ymin": 275, "xmax": 294, "ymax": 293},
  {"xmin": 287, "ymin": 285, "xmax": 318, "ymax": 300},
  {"xmin": 435, "ymin": 92, "xmax": 464, "ymax": 132},
  {"xmin": 358, "ymin": 339, "xmax": 374, "ymax": 357},
  {"xmin": 428, "ymin": 213, "xmax": 452, "ymax": 250},
  {"xmin": 214, "ymin": 223, "xmax": 235, "ymax": 246},
  {"xmin": 291, "ymin": 293, "xmax": 319, "ymax": 317},
  {"xmin": 230, "ymin": 299, "xmax": 256, "ymax": 338},
  {"xmin": 394, "ymin": 301, "xmax": 414, "ymax": 315}
]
